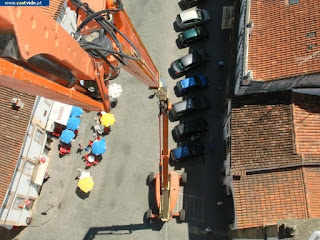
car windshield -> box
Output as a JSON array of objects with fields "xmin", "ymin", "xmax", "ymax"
[
  {"xmin": 183, "ymin": 28, "xmax": 197, "ymax": 39},
  {"xmin": 176, "ymin": 61, "xmax": 185, "ymax": 71}
]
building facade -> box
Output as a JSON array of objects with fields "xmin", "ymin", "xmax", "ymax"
[
  {"xmin": 235, "ymin": 0, "xmax": 320, "ymax": 96},
  {"xmin": 0, "ymin": 86, "xmax": 53, "ymax": 229}
]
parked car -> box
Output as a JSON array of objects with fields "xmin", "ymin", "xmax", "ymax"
[
  {"xmin": 178, "ymin": 26, "xmax": 208, "ymax": 47},
  {"xmin": 174, "ymin": 74, "xmax": 209, "ymax": 97},
  {"xmin": 169, "ymin": 49, "xmax": 209, "ymax": 79},
  {"xmin": 169, "ymin": 96, "xmax": 209, "ymax": 122},
  {"xmin": 170, "ymin": 141, "xmax": 205, "ymax": 163},
  {"xmin": 181, "ymin": 0, "xmax": 202, "ymax": 8},
  {"xmin": 176, "ymin": 8, "xmax": 210, "ymax": 30},
  {"xmin": 172, "ymin": 118, "xmax": 208, "ymax": 142}
]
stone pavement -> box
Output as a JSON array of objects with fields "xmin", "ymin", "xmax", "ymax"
[{"xmin": 27, "ymin": 111, "xmax": 99, "ymax": 227}]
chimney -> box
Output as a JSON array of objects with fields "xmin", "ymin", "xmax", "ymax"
[{"xmin": 11, "ymin": 98, "xmax": 24, "ymax": 110}]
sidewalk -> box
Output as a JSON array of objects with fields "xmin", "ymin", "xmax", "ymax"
[{"xmin": 28, "ymin": 111, "xmax": 97, "ymax": 227}]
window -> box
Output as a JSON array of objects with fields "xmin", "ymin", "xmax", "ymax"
[
  {"xmin": 43, "ymin": 110, "xmax": 47, "ymax": 117},
  {"xmin": 23, "ymin": 161, "xmax": 35, "ymax": 175},
  {"xmin": 25, "ymin": 198, "xmax": 35, "ymax": 211},
  {"xmin": 34, "ymin": 128, "xmax": 44, "ymax": 143},
  {"xmin": 289, "ymin": 0, "xmax": 299, "ymax": 4},
  {"xmin": 14, "ymin": 197, "xmax": 25, "ymax": 210}
]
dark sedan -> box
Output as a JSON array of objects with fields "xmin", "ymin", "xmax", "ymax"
[
  {"xmin": 177, "ymin": 26, "xmax": 208, "ymax": 47},
  {"xmin": 169, "ymin": 96, "xmax": 209, "ymax": 122},
  {"xmin": 169, "ymin": 49, "xmax": 209, "ymax": 79},
  {"xmin": 172, "ymin": 118, "xmax": 208, "ymax": 142}
]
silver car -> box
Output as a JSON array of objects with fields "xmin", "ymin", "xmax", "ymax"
[{"xmin": 176, "ymin": 9, "xmax": 210, "ymax": 30}]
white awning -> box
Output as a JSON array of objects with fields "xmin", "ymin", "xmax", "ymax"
[{"xmin": 48, "ymin": 101, "xmax": 72, "ymax": 125}]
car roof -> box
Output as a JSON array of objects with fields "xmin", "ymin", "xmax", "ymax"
[
  {"xmin": 179, "ymin": 53, "xmax": 193, "ymax": 67},
  {"xmin": 183, "ymin": 28, "xmax": 198, "ymax": 38},
  {"xmin": 172, "ymin": 100, "xmax": 188, "ymax": 112},
  {"xmin": 180, "ymin": 10, "xmax": 199, "ymax": 22}
]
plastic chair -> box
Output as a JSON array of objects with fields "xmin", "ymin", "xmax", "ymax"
[
  {"xmin": 93, "ymin": 160, "xmax": 99, "ymax": 165},
  {"xmin": 86, "ymin": 162, "xmax": 93, "ymax": 167}
]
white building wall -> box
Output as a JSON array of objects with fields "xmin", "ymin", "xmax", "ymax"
[{"xmin": 0, "ymin": 96, "xmax": 53, "ymax": 228}]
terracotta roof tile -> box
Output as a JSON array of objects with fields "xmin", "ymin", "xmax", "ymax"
[
  {"xmin": 303, "ymin": 167, "xmax": 320, "ymax": 218},
  {"xmin": 292, "ymin": 93, "xmax": 320, "ymax": 160},
  {"xmin": 234, "ymin": 169, "xmax": 308, "ymax": 229},
  {"xmin": 248, "ymin": 0, "xmax": 320, "ymax": 82},
  {"xmin": 0, "ymin": 86, "xmax": 35, "ymax": 208},
  {"xmin": 40, "ymin": 0, "xmax": 65, "ymax": 20},
  {"xmin": 231, "ymin": 92, "xmax": 320, "ymax": 229},
  {"xmin": 231, "ymin": 92, "xmax": 301, "ymax": 171}
]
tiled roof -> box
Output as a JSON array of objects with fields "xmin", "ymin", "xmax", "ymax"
[
  {"xmin": 231, "ymin": 92, "xmax": 320, "ymax": 229},
  {"xmin": 40, "ymin": 0, "xmax": 65, "ymax": 20},
  {"xmin": 248, "ymin": 0, "xmax": 320, "ymax": 82},
  {"xmin": 0, "ymin": 86, "xmax": 35, "ymax": 208},
  {"xmin": 234, "ymin": 169, "xmax": 308, "ymax": 229},
  {"xmin": 303, "ymin": 167, "xmax": 320, "ymax": 218},
  {"xmin": 231, "ymin": 92, "xmax": 301, "ymax": 171},
  {"xmin": 292, "ymin": 93, "xmax": 320, "ymax": 161}
]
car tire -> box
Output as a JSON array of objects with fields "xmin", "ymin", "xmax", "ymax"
[
  {"xmin": 148, "ymin": 172, "xmax": 155, "ymax": 183},
  {"xmin": 181, "ymin": 172, "xmax": 187, "ymax": 184},
  {"xmin": 179, "ymin": 209, "xmax": 186, "ymax": 222}
]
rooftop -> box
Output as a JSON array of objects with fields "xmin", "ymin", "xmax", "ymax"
[
  {"xmin": 247, "ymin": 0, "xmax": 320, "ymax": 82},
  {"xmin": 0, "ymin": 86, "xmax": 35, "ymax": 208},
  {"xmin": 231, "ymin": 92, "xmax": 320, "ymax": 229}
]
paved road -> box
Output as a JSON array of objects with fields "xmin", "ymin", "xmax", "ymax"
[{"xmin": 13, "ymin": 0, "xmax": 232, "ymax": 239}]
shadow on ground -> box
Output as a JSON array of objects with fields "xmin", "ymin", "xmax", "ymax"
[
  {"xmin": 83, "ymin": 221, "xmax": 164, "ymax": 240},
  {"xmin": 0, "ymin": 226, "xmax": 26, "ymax": 240}
]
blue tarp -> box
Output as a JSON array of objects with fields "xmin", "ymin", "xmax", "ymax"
[
  {"xmin": 60, "ymin": 129, "xmax": 75, "ymax": 144},
  {"xmin": 67, "ymin": 116, "xmax": 81, "ymax": 131},
  {"xmin": 70, "ymin": 106, "xmax": 83, "ymax": 117},
  {"xmin": 92, "ymin": 138, "xmax": 107, "ymax": 155}
]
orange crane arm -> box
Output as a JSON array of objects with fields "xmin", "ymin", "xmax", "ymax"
[{"xmin": 0, "ymin": 0, "xmax": 162, "ymax": 111}]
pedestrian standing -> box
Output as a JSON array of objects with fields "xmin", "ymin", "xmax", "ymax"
[
  {"xmin": 77, "ymin": 143, "xmax": 85, "ymax": 154},
  {"xmin": 218, "ymin": 60, "xmax": 225, "ymax": 69},
  {"xmin": 217, "ymin": 201, "xmax": 223, "ymax": 206},
  {"xmin": 43, "ymin": 170, "xmax": 50, "ymax": 183},
  {"xmin": 94, "ymin": 117, "xmax": 100, "ymax": 125}
]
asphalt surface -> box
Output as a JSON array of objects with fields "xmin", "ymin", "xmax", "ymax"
[{"xmin": 8, "ymin": 0, "xmax": 233, "ymax": 239}]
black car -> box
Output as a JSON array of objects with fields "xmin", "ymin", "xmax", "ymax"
[
  {"xmin": 172, "ymin": 118, "xmax": 208, "ymax": 142},
  {"xmin": 169, "ymin": 96, "xmax": 209, "ymax": 122},
  {"xmin": 181, "ymin": 0, "xmax": 202, "ymax": 8},
  {"xmin": 177, "ymin": 26, "xmax": 208, "ymax": 47},
  {"xmin": 170, "ymin": 141, "xmax": 205, "ymax": 163},
  {"xmin": 169, "ymin": 49, "xmax": 209, "ymax": 79}
]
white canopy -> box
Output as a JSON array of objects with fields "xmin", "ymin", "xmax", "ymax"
[{"xmin": 48, "ymin": 102, "xmax": 72, "ymax": 125}]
